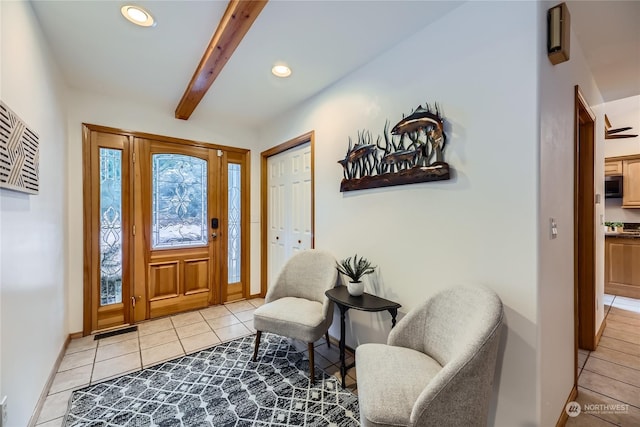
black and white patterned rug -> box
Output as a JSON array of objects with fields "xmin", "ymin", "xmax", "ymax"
[{"xmin": 64, "ymin": 334, "xmax": 360, "ymax": 426}]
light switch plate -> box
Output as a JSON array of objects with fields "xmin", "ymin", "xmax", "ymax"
[{"xmin": 550, "ymin": 218, "xmax": 558, "ymax": 238}]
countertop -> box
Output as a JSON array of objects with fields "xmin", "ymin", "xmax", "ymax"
[{"xmin": 605, "ymin": 232, "xmax": 640, "ymax": 239}]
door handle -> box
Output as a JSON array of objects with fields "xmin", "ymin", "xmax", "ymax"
[{"xmin": 211, "ymin": 232, "xmax": 218, "ymax": 239}]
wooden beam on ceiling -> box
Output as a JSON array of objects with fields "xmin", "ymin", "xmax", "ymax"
[{"xmin": 175, "ymin": 0, "xmax": 268, "ymax": 120}]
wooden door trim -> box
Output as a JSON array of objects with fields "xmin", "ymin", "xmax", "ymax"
[
  {"xmin": 82, "ymin": 123, "xmax": 250, "ymax": 335},
  {"xmin": 83, "ymin": 123, "xmax": 249, "ymax": 154},
  {"xmin": 259, "ymin": 131, "xmax": 315, "ymax": 297},
  {"xmin": 574, "ymin": 85, "xmax": 597, "ymax": 388},
  {"xmin": 221, "ymin": 150, "xmax": 251, "ymax": 302}
]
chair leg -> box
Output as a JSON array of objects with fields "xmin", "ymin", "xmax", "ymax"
[
  {"xmin": 308, "ymin": 342, "xmax": 315, "ymax": 383},
  {"xmin": 253, "ymin": 331, "xmax": 262, "ymax": 362},
  {"xmin": 325, "ymin": 331, "xmax": 331, "ymax": 348}
]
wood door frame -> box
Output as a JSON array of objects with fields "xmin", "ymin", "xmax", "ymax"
[
  {"xmin": 221, "ymin": 150, "xmax": 251, "ymax": 303},
  {"xmin": 82, "ymin": 123, "xmax": 250, "ymax": 335},
  {"xmin": 573, "ymin": 86, "xmax": 597, "ymax": 381},
  {"xmin": 259, "ymin": 131, "xmax": 315, "ymax": 297}
]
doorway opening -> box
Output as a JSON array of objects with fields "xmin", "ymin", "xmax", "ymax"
[
  {"xmin": 574, "ymin": 86, "xmax": 598, "ymax": 368},
  {"xmin": 82, "ymin": 124, "xmax": 250, "ymax": 335}
]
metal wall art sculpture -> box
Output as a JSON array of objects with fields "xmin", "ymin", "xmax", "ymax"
[
  {"xmin": 0, "ymin": 101, "xmax": 39, "ymax": 194},
  {"xmin": 338, "ymin": 102, "xmax": 450, "ymax": 192}
]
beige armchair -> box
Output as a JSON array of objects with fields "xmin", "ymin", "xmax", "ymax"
[
  {"xmin": 252, "ymin": 250, "xmax": 338, "ymax": 382},
  {"xmin": 356, "ymin": 285, "xmax": 504, "ymax": 427}
]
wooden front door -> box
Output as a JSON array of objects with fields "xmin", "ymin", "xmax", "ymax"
[
  {"xmin": 83, "ymin": 124, "xmax": 250, "ymax": 335},
  {"xmin": 135, "ymin": 138, "xmax": 220, "ymax": 319}
]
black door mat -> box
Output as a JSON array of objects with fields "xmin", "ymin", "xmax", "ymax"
[{"xmin": 93, "ymin": 325, "xmax": 138, "ymax": 340}]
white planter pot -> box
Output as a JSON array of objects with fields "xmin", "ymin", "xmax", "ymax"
[{"xmin": 347, "ymin": 281, "xmax": 364, "ymax": 296}]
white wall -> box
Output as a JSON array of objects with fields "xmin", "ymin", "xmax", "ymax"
[
  {"xmin": 65, "ymin": 89, "xmax": 257, "ymax": 333},
  {"xmin": 255, "ymin": 2, "xmax": 539, "ymax": 425},
  {"xmin": 0, "ymin": 1, "xmax": 68, "ymax": 425},
  {"xmin": 538, "ymin": 1, "xmax": 605, "ymax": 426}
]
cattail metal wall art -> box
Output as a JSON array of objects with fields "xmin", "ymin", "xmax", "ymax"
[{"xmin": 337, "ymin": 102, "xmax": 450, "ymax": 192}]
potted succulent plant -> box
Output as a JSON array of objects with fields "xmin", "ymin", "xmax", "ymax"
[{"xmin": 336, "ymin": 254, "xmax": 376, "ymax": 296}]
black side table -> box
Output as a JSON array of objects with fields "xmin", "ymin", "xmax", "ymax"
[{"xmin": 325, "ymin": 286, "xmax": 402, "ymax": 388}]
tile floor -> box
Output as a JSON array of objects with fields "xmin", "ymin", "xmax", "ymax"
[
  {"xmin": 33, "ymin": 298, "xmax": 357, "ymax": 426},
  {"xmin": 39, "ymin": 294, "xmax": 640, "ymax": 426},
  {"xmin": 568, "ymin": 294, "xmax": 640, "ymax": 426}
]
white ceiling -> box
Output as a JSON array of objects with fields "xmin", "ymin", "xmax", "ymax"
[
  {"xmin": 568, "ymin": 0, "xmax": 640, "ymax": 103},
  {"xmin": 30, "ymin": 1, "xmax": 640, "ymax": 129}
]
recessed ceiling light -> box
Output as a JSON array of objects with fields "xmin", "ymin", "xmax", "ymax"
[
  {"xmin": 271, "ymin": 64, "xmax": 292, "ymax": 78},
  {"xmin": 121, "ymin": 5, "xmax": 156, "ymax": 27}
]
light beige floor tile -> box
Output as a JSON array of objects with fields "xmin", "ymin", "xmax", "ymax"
[
  {"xmin": 92, "ymin": 352, "xmax": 141, "ymax": 383},
  {"xmin": 575, "ymin": 388, "xmax": 640, "ymax": 426},
  {"xmin": 141, "ymin": 340, "xmax": 185, "ymax": 367},
  {"xmin": 584, "ymin": 357, "xmax": 640, "ymax": 388},
  {"xmin": 579, "ymin": 370, "xmax": 640, "ymax": 407},
  {"xmin": 578, "ymin": 351, "xmax": 589, "ymax": 368},
  {"xmin": 215, "ymin": 323, "xmax": 251, "ymax": 342},
  {"xmin": 36, "ymin": 390, "xmax": 72, "ymax": 424},
  {"xmin": 97, "ymin": 330, "xmax": 139, "ymax": 346},
  {"xmin": 243, "ymin": 320, "xmax": 256, "ymax": 333},
  {"xmin": 139, "ymin": 329, "xmax": 179, "ymax": 350},
  {"xmin": 95, "ymin": 337, "xmax": 140, "ymax": 362},
  {"xmin": 35, "ymin": 417, "xmax": 65, "ymax": 427},
  {"xmin": 225, "ymin": 300, "xmax": 254, "ymax": 313},
  {"xmin": 49, "ymin": 364, "xmax": 92, "ymax": 394},
  {"xmin": 590, "ymin": 345, "xmax": 640, "ymax": 370},
  {"xmin": 175, "ymin": 321, "xmax": 212, "ymax": 339},
  {"xmin": 249, "ymin": 298, "xmax": 265, "ymax": 308},
  {"xmin": 613, "ymin": 296, "xmax": 640, "ymax": 307},
  {"xmin": 65, "ymin": 335, "xmax": 97, "ymax": 354},
  {"xmin": 137, "ymin": 317, "xmax": 174, "ymax": 336},
  {"xmin": 199, "ymin": 305, "xmax": 232, "ymax": 320},
  {"xmin": 180, "ymin": 331, "xmax": 221, "ymax": 354},
  {"xmin": 234, "ymin": 309, "xmax": 255, "ymax": 322},
  {"xmin": 206, "ymin": 314, "xmax": 240, "ymax": 330},
  {"xmin": 170, "ymin": 311, "xmax": 204, "ymax": 328},
  {"xmin": 59, "ymin": 348, "xmax": 96, "ymax": 372}
]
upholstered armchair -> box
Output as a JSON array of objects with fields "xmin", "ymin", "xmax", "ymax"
[
  {"xmin": 252, "ymin": 250, "xmax": 338, "ymax": 382},
  {"xmin": 356, "ymin": 285, "xmax": 504, "ymax": 427}
]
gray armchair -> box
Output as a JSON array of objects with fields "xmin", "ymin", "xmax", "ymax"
[
  {"xmin": 356, "ymin": 285, "xmax": 504, "ymax": 427},
  {"xmin": 252, "ymin": 250, "xmax": 338, "ymax": 382}
]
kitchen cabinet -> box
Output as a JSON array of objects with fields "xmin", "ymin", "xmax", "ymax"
[
  {"xmin": 605, "ymin": 236, "xmax": 640, "ymax": 299},
  {"xmin": 605, "ymin": 159, "xmax": 623, "ymax": 176},
  {"xmin": 623, "ymin": 158, "xmax": 640, "ymax": 207}
]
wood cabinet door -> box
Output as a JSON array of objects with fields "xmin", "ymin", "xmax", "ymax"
[
  {"xmin": 604, "ymin": 160, "xmax": 623, "ymax": 176},
  {"xmin": 623, "ymin": 158, "xmax": 640, "ymax": 207}
]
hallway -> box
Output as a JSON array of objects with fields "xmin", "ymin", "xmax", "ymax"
[{"xmin": 568, "ymin": 295, "xmax": 640, "ymax": 425}]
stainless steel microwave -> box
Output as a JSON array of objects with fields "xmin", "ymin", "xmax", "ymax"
[{"xmin": 605, "ymin": 175, "xmax": 623, "ymax": 198}]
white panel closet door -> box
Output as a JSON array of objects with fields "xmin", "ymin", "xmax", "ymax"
[{"xmin": 267, "ymin": 142, "xmax": 312, "ymax": 288}]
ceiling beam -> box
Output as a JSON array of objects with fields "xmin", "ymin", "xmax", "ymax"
[{"xmin": 175, "ymin": 0, "xmax": 268, "ymax": 120}]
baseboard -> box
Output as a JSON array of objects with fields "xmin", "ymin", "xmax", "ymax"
[
  {"xmin": 28, "ymin": 332, "xmax": 76, "ymax": 426},
  {"xmin": 595, "ymin": 319, "xmax": 607, "ymax": 347},
  {"xmin": 556, "ymin": 385, "xmax": 578, "ymax": 427}
]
